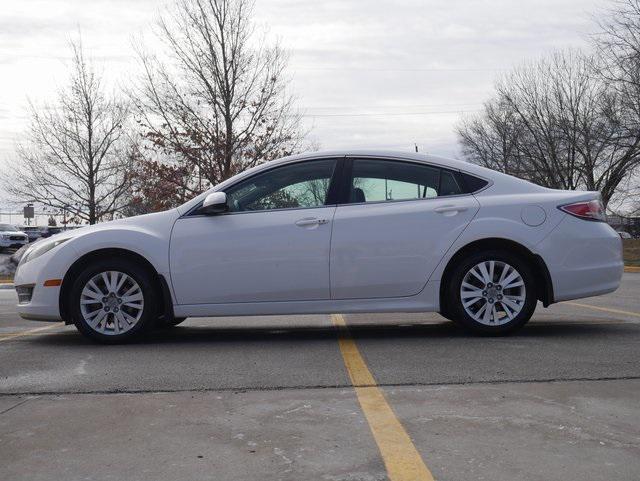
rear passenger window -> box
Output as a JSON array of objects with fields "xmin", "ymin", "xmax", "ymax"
[
  {"xmin": 348, "ymin": 159, "xmax": 464, "ymax": 203},
  {"xmin": 439, "ymin": 170, "xmax": 463, "ymax": 196}
]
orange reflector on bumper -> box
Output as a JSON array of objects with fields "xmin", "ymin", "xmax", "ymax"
[{"xmin": 43, "ymin": 279, "xmax": 62, "ymax": 287}]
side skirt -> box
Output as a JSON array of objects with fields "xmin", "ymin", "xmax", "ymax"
[{"xmin": 174, "ymin": 281, "xmax": 440, "ymax": 318}]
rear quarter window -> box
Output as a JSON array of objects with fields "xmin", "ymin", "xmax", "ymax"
[{"xmin": 460, "ymin": 172, "xmax": 489, "ymax": 193}]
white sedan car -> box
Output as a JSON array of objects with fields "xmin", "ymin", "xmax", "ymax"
[
  {"xmin": 14, "ymin": 151, "xmax": 623, "ymax": 342},
  {"xmin": 0, "ymin": 224, "xmax": 29, "ymax": 251}
]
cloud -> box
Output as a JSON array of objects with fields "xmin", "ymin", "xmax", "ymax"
[{"xmin": 0, "ymin": 0, "xmax": 605, "ymax": 171}]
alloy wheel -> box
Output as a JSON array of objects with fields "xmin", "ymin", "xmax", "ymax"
[
  {"xmin": 79, "ymin": 271, "xmax": 144, "ymax": 335},
  {"xmin": 460, "ymin": 260, "xmax": 526, "ymax": 326}
]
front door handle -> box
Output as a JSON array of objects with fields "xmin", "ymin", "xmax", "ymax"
[
  {"xmin": 434, "ymin": 205, "xmax": 468, "ymax": 215},
  {"xmin": 295, "ymin": 217, "xmax": 329, "ymax": 227}
]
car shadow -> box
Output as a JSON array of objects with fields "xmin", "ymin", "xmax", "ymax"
[{"xmin": 28, "ymin": 318, "xmax": 636, "ymax": 347}]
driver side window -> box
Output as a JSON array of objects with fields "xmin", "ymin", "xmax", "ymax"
[{"xmin": 226, "ymin": 159, "xmax": 337, "ymax": 212}]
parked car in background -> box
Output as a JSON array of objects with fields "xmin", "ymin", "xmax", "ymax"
[
  {"xmin": 618, "ymin": 231, "xmax": 633, "ymax": 239},
  {"xmin": 0, "ymin": 224, "xmax": 29, "ymax": 251},
  {"xmin": 38, "ymin": 226, "xmax": 64, "ymax": 238},
  {"xmin": 21, "ymin": 226, "xmax": 43, "ymax": 243},
  {"xmin": 13, "ymin": 151, "xmax": 623, "ymax": 343}
]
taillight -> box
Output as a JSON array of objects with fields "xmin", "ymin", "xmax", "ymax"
[{"xmin": 559, "ymin": 199, "xmax": 606, "ymax": 222}]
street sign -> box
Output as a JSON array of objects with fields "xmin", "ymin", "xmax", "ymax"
[{"xmin": 23, "ymin": 205, "xmax": 34, "ymax": 219}]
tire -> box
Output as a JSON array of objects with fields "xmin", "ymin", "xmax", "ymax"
[
  {"xmin": 160, "ymin": 317, "xmax": 187, "ymax": 328},
  {"xmin": 437, "ymin": 308, "xmax": 457, "ymax": 324},
  {"xmin": 446, "ymin": 249, "xmax": 537, "ymax": 335},
  {"xmin": 68, "ymin": 257, "xmax": 158, "ymax": 343}
]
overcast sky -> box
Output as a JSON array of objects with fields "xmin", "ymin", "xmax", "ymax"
[{"xmin": 0, "ymin": 0, "xmax": 605, "ymax": 179}]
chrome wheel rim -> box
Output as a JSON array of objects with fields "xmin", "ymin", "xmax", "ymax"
[
  {"xmin": 460, "ymin": 261, "xmax": 526, "ymax": 326},
  {"xmin": 79, "ymin": 271, "xmax": 144, "ymax": 335}
]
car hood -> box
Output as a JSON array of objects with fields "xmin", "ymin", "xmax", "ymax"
[
  {"xmin": 59, "ymin": 209, "xmax": 179, "ymax": 237},
  {"xmin": 13, "ymin": 209, "xmax": 180, "ymax": 265},
  {"xmin": 1, "ymin": 230, "xmax": 27, "ymax": 236}
]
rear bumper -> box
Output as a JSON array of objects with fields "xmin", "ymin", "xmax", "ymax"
[{"xmin": 538, "ymin": 215, "xmax": 623, "ymax": 302}]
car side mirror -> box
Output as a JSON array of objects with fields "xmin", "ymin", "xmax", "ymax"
[{"xmin": 200, "ymin": 192, "xmax": 228, "ymax": 215}]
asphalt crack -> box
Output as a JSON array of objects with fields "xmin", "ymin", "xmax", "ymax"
[
  {"xmin": 0, "ymin": 397, "xmax": 30, "ymax": 414},
  {"xmin": 1, "ymin": 375, "xmax": 639, "ymax": 397}
]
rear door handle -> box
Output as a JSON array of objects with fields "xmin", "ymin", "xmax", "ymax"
[
  {"xmin": 295, "ymin": 217, "xmax": 329, "ymax": 227},
  {"xmin": 434, "ymin": 205, "xmax": 468, "ymax": 214}
]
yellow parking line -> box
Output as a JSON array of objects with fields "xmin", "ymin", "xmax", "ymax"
[
  {"xmin": 565, "ymin": 302, "xmax": 640, "ymax": 319},
  {"xmin": 0, "ymin": 324, "xmax": 62, "ymax": 342},
  {"xmin": 332, "ymin": 314, "xmax": 435, "ymax": 481}
]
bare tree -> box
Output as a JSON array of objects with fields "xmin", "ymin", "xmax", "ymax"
[
  {"xmin": 594, "ymin": 0, "xmax": 640, "ymax": 210},
  {"xmin": 131, "ymin": 0, "xmax": 304, "ymax": 198},
  {"xmin": 124, "ymin": 136, "xmax": 193, "ymax": 216},
  {"xmin": 457, "ymin": 50, "xmax": 640, "ymax": 207},
  {"xmin": 7, "ymin": 41, "xmax": 130, "ymax": 224},
  {"xmin": 457, "ymin": 97, "xmax": 529, "ymax": 180},
  {"xmin": 595, "ymin": 0, "xmax": 640, "ymax": 113}
]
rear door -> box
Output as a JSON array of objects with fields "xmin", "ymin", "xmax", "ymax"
[{"xmin": 330, "ymin": 157, "xmax": 480, "ymax": 299}]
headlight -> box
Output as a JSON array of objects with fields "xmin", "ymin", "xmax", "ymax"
[{"xmin": 20, "ymin": 237, "xmax": 71, "ymax": 265}]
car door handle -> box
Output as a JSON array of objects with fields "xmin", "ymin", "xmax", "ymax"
[
  {"xmin": 434, "ymin": 205, "xmax": 468, "ymax": 214},
  {"xmin": 295, "ymin": 218, "xmax": 329, "ymax": 227}
]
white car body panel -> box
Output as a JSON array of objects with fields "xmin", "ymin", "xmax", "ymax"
[
  {"xmin": 13, "ymin": 150, "xmax": 623, "ymax": 323},
  {"xmin": 536, "ymin": 214, "xmax": 623, "ymax": 301},
  {"xmin": 170, "ymin": 206, "xmax": 336, "ymax": 304},
  {"xmin": 14, "ymin": 210, "xmax": 180, "ymax": 320},
  {"xmin": 173, "ymin": 281, "xmax": 441, "ymax": 318},
  {"xmin": 330, "ymin": 195, "xmax": 479, "ymax": 299}
]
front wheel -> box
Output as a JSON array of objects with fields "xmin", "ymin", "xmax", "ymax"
[
  {"xmin": 69, "ymin": 258, "xmax": 158, "ymax": 343},
  {"xmin": 446, "ymin": 250, "xmax": 537, "ymax": 334}
]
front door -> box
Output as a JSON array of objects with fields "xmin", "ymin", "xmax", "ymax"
[
  {"xmin": 330, "ymin": 157, "xmax": 480, "ymax": 299},
  {"xmin": 170, "ymin": 158, "xmax": 339, "ymax": 305}
]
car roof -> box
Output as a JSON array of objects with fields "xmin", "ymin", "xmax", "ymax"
[{"xmin": 267, "ymin": 150, "xmax": 475, "ymax": 172}]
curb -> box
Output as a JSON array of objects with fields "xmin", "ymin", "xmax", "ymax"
[{"xmin": 0, "ymin": 283, "xmax": 14, "ymax": 289}]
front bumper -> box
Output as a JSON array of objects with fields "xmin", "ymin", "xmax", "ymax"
[
  {"xmin": 0, "ymin": 239, "xmax": 27, "ymax": 249},
  {"xmin": 14, "ymin": 253, "xmax": 64, "ymax": 322}
]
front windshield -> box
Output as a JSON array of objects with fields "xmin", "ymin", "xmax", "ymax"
[{"xmin": 0, "ymin": 224, "xmax": 19, "ymax": 232}]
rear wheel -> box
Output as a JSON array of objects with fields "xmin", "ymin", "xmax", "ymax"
[
  {"xmin": 446, "ymin": 250, "xmax": 536, "ymax": 334},
  {"xmin": 69, "ymin": 258, "xmax": 158, "ymax": 343}
]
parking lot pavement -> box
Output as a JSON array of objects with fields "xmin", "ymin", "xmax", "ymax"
[{"xmin": 1, "ymin": 274, "xmax": 639, "ymax": 480}]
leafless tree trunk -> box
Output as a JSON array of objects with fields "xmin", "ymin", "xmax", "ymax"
[
  {"xmin": 457, "ymin": 49, "xmax": 640, "ymax": 208},
  {"xmin": 130, "ymin": 0, "xmax": 304, "ymax": 197},
  {"xmin": 6, "ymin": 41, "xmax": 131, "ymax": 225}
]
